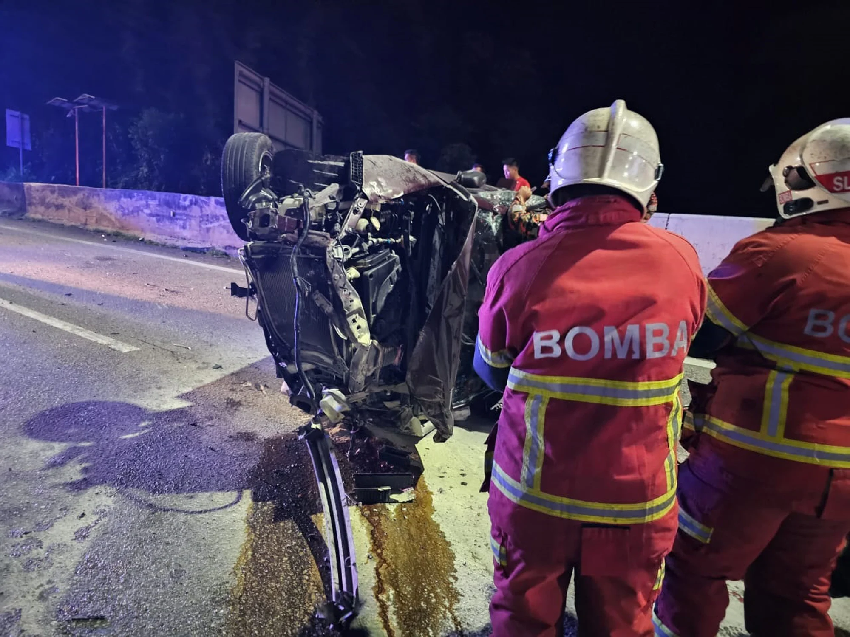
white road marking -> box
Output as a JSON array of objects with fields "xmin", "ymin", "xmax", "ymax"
[
  {"xmin": 685, "ymin": 356, "xmax": 716, "ymax": 370},
  {"xmin": 0, "ymin": 297, "xmax": 140, "ymax": 352},
  {"xmin": 0, "ymin": 223, "xmax": 243, "ymax": 274}
]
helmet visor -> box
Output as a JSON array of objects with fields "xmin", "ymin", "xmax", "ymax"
[{"xmin": 551, "ymin": 131, "xmax": 661, "ymax": 193}]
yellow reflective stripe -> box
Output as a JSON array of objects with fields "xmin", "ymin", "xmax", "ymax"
[
  {"xmin": 490, "ymin": 536, "xmax": 507, "ymax": 567},
  {"xmin": 760, "ymin": 370, "xmax": 793, "ymax": 438},
  {"xmin": 533, "ymin": 398, "xmax": 547, "ymax": 491},
  {"xmin": 520, "ymin": 397, "xmax": 533, "ymax": 488},
  {"xmin": 491, "ymin": 463, "xmax": 676, "ymax": 524},
  {"xmin": 739, "ymin": 333, "xmax": 850, "ymax": 380},
  {"xmin": 653, "ymin": 561, "xmax": 666, "ymax": 591},
  {"xmin": 678, "ymin": 507, "xmax": 713, "ymax": 544},
  {"xmin": 664, "ymin": 393, "xmax": 682, "ymax": 491},
  {"xmin": 653, "ymin": 610, "xmax": 679, "ymax": 637},
  {"xmin": 691, "ymin": 414, "xmax": 850, "ymax": 468},
  {"xmin": 520, "ymin": 395, "xmax": 547, "ymax": 492},
  {"xmin": 476, "ymin": 335, "xmax": 514, "ymax": 369},
  {"xmin": 508, "ymin": 369, "xmax": 682, "ymax": 407},
  {"xmin": 705, "ymin": 284, "xmax": 748, "ymax": 337}
]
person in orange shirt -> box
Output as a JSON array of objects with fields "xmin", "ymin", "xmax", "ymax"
[{"xmin": 654, "ymin": 118, "xmax": 850, "ymax": 637}]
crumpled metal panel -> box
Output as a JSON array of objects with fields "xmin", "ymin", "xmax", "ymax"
[
  {"xmin": 405, "ymin": 184, "xmax": 479, "ymax": 441},
  {"xmin": 360, "ymin": 156, "xmax": 446, "ymax": 204},
  {"xmin": 451, "ymin": 210, "xmax": 504, "ymax": 405},
  {"xmin": 471, "ymin": 188, "xmax": 549, "ymax": 214}
]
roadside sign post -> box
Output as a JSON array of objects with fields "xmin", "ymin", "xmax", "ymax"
[
  {"xmin": 74, "ymin": 107, "xmax": 80, "ymax": 186},
  {"xmin": 5, "ymin": 109, "xmax": 32, "ymax": 179}
]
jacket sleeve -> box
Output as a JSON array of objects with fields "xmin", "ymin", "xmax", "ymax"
[
  {"xmin": 473, "ymin": 264, "xmax": 516, "ymax": 392},
  {"xmin": 704, "ymin": 232, "xmax": 784, "ymax": 338}
]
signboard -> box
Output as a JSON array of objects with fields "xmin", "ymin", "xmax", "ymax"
[
  {"xmin": 5, "ymin": 109, "xmax": 31, "ymax": 151},
  {"xmin": 233, "ymin": 61, "xmax": 323, "ymax": 154}
]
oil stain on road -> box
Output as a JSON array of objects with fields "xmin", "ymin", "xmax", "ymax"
[
  {"xmin": 228, "ymin": 432, "xmax": 463, "ymax": 637},
  {"xmin": 227, "ymin": 435, "xmax": 328, "ymax": 636},
  {"xmin": 360, "ymin": 478, "xmax": 462, "ymax": 637}
]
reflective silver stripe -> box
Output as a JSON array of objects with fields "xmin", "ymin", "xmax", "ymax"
[
  {"xmin": 678, "ymin": 507, "xmax": 713, "ymax": 544},
  {"xmin": 652, "ymin": 609, "xmax": 679, "ymax": 637},
  {"xmin": 674, "ymin": 396, "xmax": 682, "ymax": 445},
  {"xmin": 476, "ymin": 335, "xmax": 514, "ymax": 368},
  {"xmin": 664, "ymin": 394, "xmax": 682, "ymax": 491},
  {"xmin": 491, "ymin": 463, "xmax": 676, "ymax": 524},
  {"xmin": 691, "ymin": 415, "xmax": 850, "ymax": 468},
  {"xmin": 762, "ymin": 370, "xmax": 792, "ymax": 438},
  {"xmin": 490, "ymin": 536, "xmax": 506, "ymax": 566},
  {"xmin": 742, "ymin": 333, "xmax": 850, "ymax": 379},
  {"xmin": 705, "ymin": 285, "xmax": 747, "ymax": 337},
  {"xmin": 508, "ymin": 369, "xmax": 681, "ymax": 407},
  {"xmin": 521, "ymin": 395, "xmax": 547, "ymax": 490}
]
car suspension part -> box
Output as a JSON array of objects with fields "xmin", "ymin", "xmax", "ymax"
[{"xmin": 299, "ymin": 420, "xmax": 359, "ymax": 628}]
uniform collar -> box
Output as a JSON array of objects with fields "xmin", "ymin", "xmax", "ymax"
[{"xmin": 540, "ymin": 195, "xmax": 643, "ymax": 237}]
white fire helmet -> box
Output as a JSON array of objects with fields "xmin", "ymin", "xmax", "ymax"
[
  {"xmin": 764, "ymin": 118, "xmax": 850, "ymax": 219},
  {"xmin": 547, "ymin": 99, "xmax": 663, "ymax": 210}
]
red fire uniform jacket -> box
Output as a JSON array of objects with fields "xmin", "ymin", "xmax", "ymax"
[
  {"xmin": 475, "ymin": 195, "xmax": 706, "ymax": 524},
  {"xmin": 685, "ymin": 209, "xmax": 850, "ymax": 489}
]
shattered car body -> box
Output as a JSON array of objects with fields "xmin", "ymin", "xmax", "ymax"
[
  {"xmin": 222, "ymin": 133, "xmax": 550, "ymax": 442},
  {"xmin": 219, "ymin": 133, "xmax": 543, "ymax": 626}
]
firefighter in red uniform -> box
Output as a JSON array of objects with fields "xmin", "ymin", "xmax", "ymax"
[
  {"xmin": 653, "ymin": 118, "xmax": 850, "ymax": 636},
  {"xmin": 474, "ymin": 100, "xmax": 706, "ymax": 636}
]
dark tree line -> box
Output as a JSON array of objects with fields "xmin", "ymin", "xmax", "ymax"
[
  {"xmin": 0, "ymin": 0, "xmax": 553, "ymax": 195},
  {"xmin": 1, "ymin": 0, "xmax": 849, "ymax": 214}
]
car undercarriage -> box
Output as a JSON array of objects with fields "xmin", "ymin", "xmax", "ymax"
[
  {"xmin": 223, "ymin": 135, "xmax": 550, "ymax": 440},
  {"xmin": 220, "ymin": 132, "xmax": 549, "ymax": 626}
]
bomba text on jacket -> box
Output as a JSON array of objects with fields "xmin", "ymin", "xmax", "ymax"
[{"xmin": 532, "ymin": 321, "xmax": 690, "ymax": 360}]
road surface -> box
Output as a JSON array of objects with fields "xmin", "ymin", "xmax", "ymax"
[{"xmin": 1, "ymin": 217, "xmax": 848, "ymax": 636}]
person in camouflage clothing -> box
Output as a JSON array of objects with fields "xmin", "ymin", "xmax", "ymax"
[{"xmin": 501, "ymin": 185, "xmax": 550, "ymax": 250}]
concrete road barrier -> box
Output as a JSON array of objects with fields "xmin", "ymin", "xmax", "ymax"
[
  {"xmin": 0, "ymin": 182, "xmax": 26, "ymax": 219},
  {"xmin": 16, "ymin": 182, "xmax": 242, "ymax": 254},
  {"xmin": 650, "ymin": 212, "xmax": 773, "ymax": 274},
  {"xmin": 3, "ymin": 180, "xmax": 775, "ymax": 268}
]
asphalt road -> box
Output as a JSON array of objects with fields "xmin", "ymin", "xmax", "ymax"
[{"xmin": 0, "ymin": 217, "xmax": 848, "ymax": 637}]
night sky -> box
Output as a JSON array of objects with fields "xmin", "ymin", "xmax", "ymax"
[{"xmin": 2, "ymin": 0, "xmax": 849, "ymax": 216}]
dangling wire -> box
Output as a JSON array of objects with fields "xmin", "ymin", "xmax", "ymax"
[{"xmin": 291, "ymin": 186, "xmax": 318, "ymax": 414}]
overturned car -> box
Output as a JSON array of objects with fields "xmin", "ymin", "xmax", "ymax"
[
  {"xmin": 222, "ymin": 133, "xmax": 549, "ymax": 442},
  {"xmin": 220, "ymin": 133, "xmax": 549, "ymax": 625}
]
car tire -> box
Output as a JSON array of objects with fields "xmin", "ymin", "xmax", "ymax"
[{"xmin": 221, "ymin": 133, "xmax": 274, "ymax": 241}]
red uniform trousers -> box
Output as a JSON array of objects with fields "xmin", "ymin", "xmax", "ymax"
[
  {"xmin": 654, "ymin": 448, "xmax": 850, "ymax": 637},
  {"xmin": 489, "ymin": 488, "xmax": 676, "ymax": 637}
]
